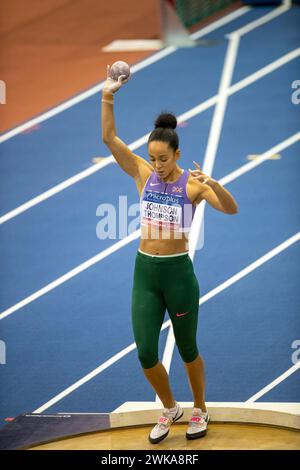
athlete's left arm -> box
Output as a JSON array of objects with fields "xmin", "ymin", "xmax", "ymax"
[
  {"xmin": 199, "ymin": 181, "xmax": 238, "ymax": 214},
  {"xmin": 190, "ymin": 162, "xmax": 238, "ymax": 214}
]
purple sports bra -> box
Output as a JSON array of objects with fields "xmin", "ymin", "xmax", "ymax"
[{"xmin": 140, "ymin": 169, "xmax": 196, "ymax": 233}]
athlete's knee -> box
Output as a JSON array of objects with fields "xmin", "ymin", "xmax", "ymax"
[
  {"xmin": 137, "ymin": 346, "xmax": 158, "ymax": 369},
  {"xmin": 177, "ymin": 343, "xmax": 199, "ymax": 364}
]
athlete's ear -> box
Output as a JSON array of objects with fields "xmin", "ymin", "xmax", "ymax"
[{"xmin": 175, "ymin": 149, "xmax": 180, "ymax": 161}]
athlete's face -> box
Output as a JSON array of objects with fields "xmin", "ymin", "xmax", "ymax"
[{"xmin": 148, "ymin": 141, "xmax": 180, "ymax": 178}]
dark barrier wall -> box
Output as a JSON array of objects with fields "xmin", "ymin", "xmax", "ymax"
[
  {"xmin": 175, "ymin": 0, "xmax": 236, "ymax": 28},
  {"xmin": 242, "ymin": 1, "xmax": 300, "ymax": 4},
  {"xmin": 242, "ymin": 1, "xmax": 281, "ymax": 4}
]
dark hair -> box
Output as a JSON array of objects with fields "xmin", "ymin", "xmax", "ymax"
[{"xmin": 148, "ymin": 112, "xmax": 179, "ymax": 152}]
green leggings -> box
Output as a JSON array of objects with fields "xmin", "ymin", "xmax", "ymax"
[{"xmin": 131, "ymin": 250, "xmax": 200, "ymax": 369}]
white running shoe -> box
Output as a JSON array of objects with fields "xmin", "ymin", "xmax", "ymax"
[
  {"xmin": 186, "ymin": 408, "xmax": 209, "ymax": 440},
  {"xmin": 149, "ymin": 402, "xmax": 183, "ymax": 444}
]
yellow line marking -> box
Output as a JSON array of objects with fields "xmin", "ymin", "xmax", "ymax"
[{"xmin": 247, "ymin": 154, "xmax": 281, "ymax": 161}]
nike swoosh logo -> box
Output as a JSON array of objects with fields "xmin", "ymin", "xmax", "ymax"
[
  {"xmin": 176, "ymin": 312, "xmax": 191, "ymax": 317},
  {"xmin": 150, "ymin": 183, "xmax": 161, "ymax": 186}
]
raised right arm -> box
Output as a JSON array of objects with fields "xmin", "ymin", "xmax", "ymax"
[{"xmin": 101, "ymin": 66, "xmax": 153, "ymax": 179}]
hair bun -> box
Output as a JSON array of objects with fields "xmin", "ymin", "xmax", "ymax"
[{"xmin": 154, "ymin": 113, "xmax": 177, "ymax": 130}]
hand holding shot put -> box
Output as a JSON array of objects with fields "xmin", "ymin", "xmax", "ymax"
[{"xmin": 103, "ymin": 61, "xmax": 131, "ymax": 96}]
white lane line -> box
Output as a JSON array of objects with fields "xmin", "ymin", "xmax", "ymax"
[
  {"xmin": 245, "ymin": 362, "xmax": 300, "ymax": 403},
  {"xmin": 227, "ymin": 3, "xmax": 290, "ymax": 37},
  {"xmin": 159, "ymin": 2, "xmax": 292, "ymax": 386},
  {"xmin": 228, "ymin": 47, "xmax": 300, "ymax": 97},
  {"xmin": 0, "ymin": 7, "xmax": 251, "ymax": 145},
  {"xmin": 0, "ymin": 156, "xmax": 115, "ymax": 224},
  {"xmin": 33, "ymin": 231, "xmax": 300, "ymax": 413},
  {"xmin": 202, "ymin": 34, "xmax": 240, "ymax": 174},
  {"xmin": 189, "ymin": 33, "xmax": 240, "ymax": 261},
  {"xmin": 1, "ymin": 47, "xmax": 299, "ymax": 226},
  {"xmin": 198, "ymin": 232, "xmax": 300, "ymax": 305},
  {"xmin": 191, "ymin": 7, "xmax": 250, "ymax": 41},
  {"xmin": 0, "ymin": 230, "xmax": 140, "ymax": 321},
  {"xmin": 160, "ymin": 32, "xmax": 240, "ymax": 390},
  {"xmin": 1, "ymin": 132, "xmax": 298, "ymax": 321},
  {"xmin": 220, "ymin": 132, "xmax": 300, "ymax": 186},
  {"xmin": 34, "ymin": 343, "xmax": 138, "ymax": 414},
  {"xmin": 177, "ymin": 47, "xmax": 300, "ymax": 126}
]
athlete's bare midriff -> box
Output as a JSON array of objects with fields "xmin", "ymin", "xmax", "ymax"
[
  {"xmin": 139, "ymin": 225, "xmax": 190, "ymax": 255},
  {"xmin": 139, "ymin": 239, "xmax": 189, "ymax": 256}
]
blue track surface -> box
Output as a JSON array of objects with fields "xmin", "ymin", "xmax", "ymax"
[{"xmin": 0, "ymin": 6, "xmax": 299, "ymax": 426}]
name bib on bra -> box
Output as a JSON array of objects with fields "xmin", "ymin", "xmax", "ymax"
[{"xmin": 141, "ymin": 190, "xmax": 183, "ymax": 231}]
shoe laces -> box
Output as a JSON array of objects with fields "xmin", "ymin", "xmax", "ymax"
[{"xmin": 164, "ymin": 403, "xmax": 178, "ymax": 419}]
